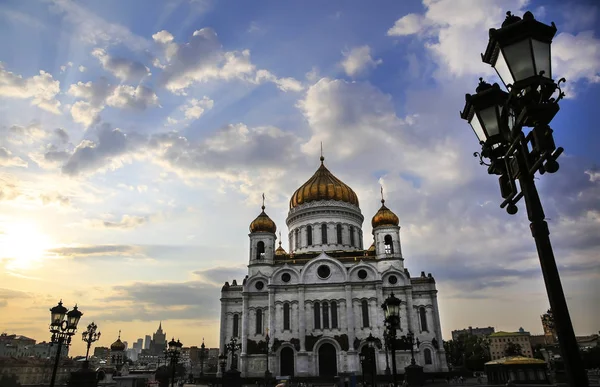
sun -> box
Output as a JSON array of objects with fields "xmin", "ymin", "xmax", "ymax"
[{"xmin": 0, "ymin": 222, "xmax": 53, "ymax": 270}]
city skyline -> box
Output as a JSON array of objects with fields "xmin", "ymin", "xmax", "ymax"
[{"xmin": 0, "ymin": 0, "xmax": 598, "ymax": 358}]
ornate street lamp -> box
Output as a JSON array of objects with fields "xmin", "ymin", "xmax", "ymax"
[
  {"xmin": 218, "ymin": 353, "xmax": 227, "ymax": 387},
  {"xmin": 366, "ymin": 333, "xmax": 377, "ymax": 387},
  {"xmin": 49, "ymin": 301, "xmax": 82, "ymax": 387},
  {"xmin": 402, "ymin": 332, "xmax": 421, "ymax": 366},
  {"xmin": 166, "ymin": 338, "xmax": 183, "ymax": 387},
  {"xmin": 199, "ymin": 338, "xmax": 206, "ymax": 377},
  {"xmin": 225, "ymin": 337, "xmax": 241, "ymax": 371},
  {"xmin": 383, "ymin": 331, "xmax": 391, "ymax": 375},
  {"xmin": 382, "ymin": 292, "xmax": 401, "ymax": 387},
  {"xmin": 359, "ymin": 352, "xmax": 366, "ymax": 386},
  {"xmin": 81, "ymin": 322, "xmax": 101, "ymax": 365},
  {"xmin": 264, "ymin": 330, "xmax": 272, "ymax": 385},
  {"xmin": 461, "ymin": 10, "xmax": 587, "ymax": 387}
]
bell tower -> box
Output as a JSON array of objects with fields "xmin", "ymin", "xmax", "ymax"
[
  {"xmin": 371, "ymin": 188, "xmax": 403, "ymax": 261},
  {"xmin": 248, "ymin": 194, "xmax": 277, "ymax": 265}
]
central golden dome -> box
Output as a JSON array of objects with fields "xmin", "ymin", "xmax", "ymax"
[{"xmin": 290, "ymin": 156, "xmax": 359, "ymax": 209}]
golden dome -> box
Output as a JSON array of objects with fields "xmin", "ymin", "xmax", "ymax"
[
  {"xmin": 371, "ymin": 199, "xmax": 399, "ymax": 228},
  {"xmin": 275, "ymin": 240, "xmax": 287, "ymax": 256},
  {"xmin": 249, "ymin": 205, "xmax": 277, "ymax": 234},
  {"xmin": 110, "ymin": 333, "xmax": 125, "ymax": 351},
  {"xmin": 290, "ymin": 156, "xmax": 359, "ymax": 209}
]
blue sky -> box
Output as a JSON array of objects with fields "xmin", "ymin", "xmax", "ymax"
[{"xmin": 0, "ymin": 0, "xmax": 598, "ymax": 355}]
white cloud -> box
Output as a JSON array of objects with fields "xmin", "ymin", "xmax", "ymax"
[
  {"xmin": 552, "ymin": 31, "xmax": 600, "ymax": 97},
  {"xmin": 2, "ymin": 122, "xmax": 48, "ymax": 145},
  {"xmin": 106, "ymin": 85, "xmax": 159, "ymax": 110},
  {"xmin": 387, "ymin": 13, "xmax": 427, "ymax": 36},
  {"xmin": 181, "ymin": 96, "xmax": 214, "ymax": 120},
  {"xmin": 340, "ymin": 45, "xmax": 382, "ymax": 77},
  {"xmin": 0, "ymin": 63, "xmax": 62, "ymax": 114},
  {"xmin": 78, "ymin": 65, "xmax": 86, "ymax": 72},
  {"xmin": 0, "ymin": 147, "xmax": 27, "ymax": 168},
  {"xmin": 153, "ymin": 28, "xmax": 303, "ymax": 93},
  {"xmin": 92, "ymin": 48, "xmax": 151, "ymax": 82}
]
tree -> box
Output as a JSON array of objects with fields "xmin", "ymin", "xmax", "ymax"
[
  {"xmin": 444, "ymin": 334, "xmax": 491, "ymax": 371},
  {"xmin": 533, "ymin": 344, "xmax": 545, "ymax": 360},
  {"xmin": 504, "ymin": 341, "xmax": 523, "ymax": 357}
]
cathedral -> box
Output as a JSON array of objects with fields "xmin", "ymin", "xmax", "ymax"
[{"xmin": 219, "ymin": 156, "xmax": 448, "ymax": 378}]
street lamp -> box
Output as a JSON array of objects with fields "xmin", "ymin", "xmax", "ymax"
[
  {"xmin": 49, "ymin": 301, "xmax": 82, "ymax": 387},
  {"xmin": 81, "ymin": 322, "xmax": 101, "ymax": 365},
  {"xmin": 359, "ymin": 352, "xmax": 366, "ymax": 386},
  {"xmin": 218, "ymin": 353, "xmax": 227, "ymax": 387},
  {"xmin": 264, "ymin": 330, "xmax": 272, "ymax": 385},
  {"xmin": 225, "ymin": 337, "xmax": 241, "ymax": 371},
  {"xmin": 199, "ymin": 338, "xmax": 206, "ymax": 377},
  {"xmin": 461, "ymin": 10, "xmax": 587, "ymax": 387},
  {"xmin": 382, "ymin": 292, "xmax": 401, "ymax": 387},
  {"xmin": 366, "ymin": 333, "xmax": 377, "ymax": 387},
  {"xmin": 402, "ymin": 332, "xmax": 420, "ymax": 366},
  {"xmin": 166, "ymin": 338, "xmax": 183, "ymax": 387},
  {"xmin": 383, "ymin": 331, "xmax": 391, "ymax": 375}
]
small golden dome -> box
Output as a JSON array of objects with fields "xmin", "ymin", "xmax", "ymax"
[
  {"xmin": 250, "ymin": 205, "xmax": 277, "ymax": 234},
  {"xmin": 368, "ymin": 241, "xmax": 376, "ymax": 252},
  {"xmin": 110, "ymin": 333, "xmax": 125, "ymax": 351},
  {"xmin": 290, "ymin": 156, "xmax": 359, "ymax": 209},
  {"xmin": 372, "ymin": 199, "xmax": 399, "ymax": 228},
  {"xmin": 275, "ymin": 241, "xmax": 287, "ymax": 256}
]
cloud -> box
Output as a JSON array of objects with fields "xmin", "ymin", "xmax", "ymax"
[
  {"xmin": 95, "ymin": 214, "xmax": 149, "ymax": 229},
  {"xmin": 47, "ymin": 244, "xmax": 142, "ymax": 258},
  {"xmin": 67, "ymin": 78, "xmax": 159, "ymax": 127},
  {"xmin": 0, "ymin": 147, "xmax": 28, "ymax": 168},
  {"xmin": 39, "ymin": 193, "xmax": 71, "ymax": 207},
  {"xmin": 181, "ymin": 96, "xmax": 214, "ymax": 120},
  {"xmin": 54, "ymin": 128, "xmax": 69, "ymax": 144},
  {"xmin": 78, "ymin": 65, "xmax": 86, "ymax": 72},
  {"xmin": 92, "ymin": 48, "xmax": 151, "ymax": 82},
  {"xmin": 340, "ymin": 45, "xmax": 382, "ymax": 77},
  {"xmin": 0, "ymin": 175, "xmax": 20, "ymax": 201},
  {"xmin": 0, "ymin": 7, "xmax": 45, "ymax": 30},
  {"xmin": 0, "ymin": 288, "xmax": 31, "ymax": 308},
  {"xmin": 387, "ymin": 13, "xmax": 428, "ymax": 36},
  {"xmin": 153, "ymin": 28, "xmax": 303, "ymax": 93},
  {"xmin": 2, "ymin": 122, "xmax": 47, "ymax": 144},
  {"xmin": 0, "ymin": 63, "xmax": 61, "ymax": 114},
  {"xmin": 552, "ymin": 31, "xmax": 600, "ymax": 96},
  {"xmin": 193, "ymin": 265, "xmax": 247, "ymax": 287}
]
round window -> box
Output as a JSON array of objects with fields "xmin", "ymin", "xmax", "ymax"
[
  {"xmin": 357, "ymin": 269, "xmax": 368, "ymax": 279},
  {"xmin": 255, "ymin": 281, "xmax": 264, "ymax": 290},
  {"xmin": 388, "ymin": 275, "xmax": 398, "ymax": 285},
  {"xmin": 281, "ymin": 273, "xmax": 291, "ymax": 283},
  {"xmin": 317, "ymin": 265, "xmax": 331, "ymax": 279}
]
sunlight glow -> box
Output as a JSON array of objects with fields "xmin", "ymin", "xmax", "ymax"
[{"xmin": 0, "ymin": 222, "xmax": 53, "ymax": 270}]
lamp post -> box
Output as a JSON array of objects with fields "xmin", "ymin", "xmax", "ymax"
[
  {"xmin": 264, "ymin": 330, "xmax": 272, "ymax": 385},
  {"xmin": 218, "ymin": 353, "xmax": 227, "ymax": 387},
  {"xmin": 199, "ymin": 338, "xmax": 206, "ymax": 377},
  {"xmin": 401, "ymin": 332, "xmax": 420, "ymax": 366},
  {"xmin": 359, "ymin": 352, "xmax": 366, "ymax": 386},
  {"xmin": 81, "ymin": 322, "xmax": 101, "ymax": 364},
  {"xmin": 49, "ymin": 301, "xmax": 83, "ymax": 387},
  {"xmin": 383, "ymin": 331, "xmax": 391, "ymax": 375},
  {"xmin": 225, "ymin": 337, "xmax": 241, "ymax": 371},
  {"xmin": 366, "ymin": 333, "xmax": 378, "ymax": 387},
  {"xmin": 382, "ymin": 292, "xmax": 401, "ymax": 387},
  {"xmin": 166, "ymin": 338, "xmax": 183, "ymax": 387},
  {"xmin": 460, "ymin": 10, "xmax": 587, "ymax": 387}
]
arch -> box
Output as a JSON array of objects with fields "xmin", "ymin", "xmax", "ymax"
[
  {"xmin": 271, "ymin": 265, "xmax": 301, "ymax": 285},
  {"xmin": 348, "ymin": 262, "xmax": 379, "ymax": 281},
  {"xmin": 256, "ymin": 241, "xmax": 265, "ymax": 260},
  {"xmin": 318, "ymin": 343, "xmax": 337, "ymax": 377},
  {"xmin": 419, "ymin": 307, "xmax": 428, "ymax": 332},
  {"xmin": 233, "ymin": 314, "xmax": 239, "ymax": 337},
  {"xmin": 322, "ymin": 302, "xmax": 329, "ymax": 329},
  {"xmin": 314, "ymin": 302, "xmax": 321, "ymax": 329},
  {"xmin": 255, "ymin": 309, "xmax": 263, "ymax": 335},
  {"xmin": 321, "ymin": 223, "xmax": 328, "ymax": 244},
  {"xmin": 384, "ymin": 234, "xmax": 394, "ymax": 254},
  {"xmin": 336, "ymin": 224, "xmax": 343, "ymax": 244},
  {"xmin": 331, "ymin": 301, "xmax": 338, "ymax": 329},
  {"xmin": 280, "ymin": 347, "xmax": 294, "ymax": 377},
  {"xmin": 307, "ymin": 225, "xmax": 313, "ymax": 245},
  {"xmin": 360, "ymin": 345, "xmax": 377, "ymax": 377},
  {"xmin": 283, "ymin": 303, "xmax": 290, "ymax": 330},
  {"xmin": 361, "ymin": 299, "xmax": 370, "ymax": 328},
  {"xmin": 349, "ymin": 225, "xmax": 355, "ymax": 246},
  {"xmin": 424, "ymin": 348, "xmax": 432, "ymax": 365},
  {"xmin": 299, "ymin": 253, "xmax": 349, "ymax": 283}
]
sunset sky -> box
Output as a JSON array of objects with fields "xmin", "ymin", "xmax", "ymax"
[{"xmin": 0, "ymin": 0, "xmax": 598, "ymax": 356}]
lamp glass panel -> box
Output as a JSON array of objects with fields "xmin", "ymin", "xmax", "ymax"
[
  {"xmin": 67, "ymin": 314, "xmax": 81, "ymax": 329},
  {"xmin": 478, "ymin": 106, "xmax": 501, "ymax": 137},
  {"xmin": 532, "ymin": 39, "xmax": 551, "ymax": 78},
  {"xmin": 51, "ymin": 310, "xmax": 65, "ymax": 325},
  {"xmin": 469, "ymin": 112, "xmax": 487, "ymax": 143},
  {"xmin": 388, "ymin": 302, "xmax": 400, "ymax": 317},
  {"xmin": 502, "ymin": 40, "xmax": 535, "ymax": 83},
  {"xmin": 494, "ymin": 47, "xmax": 514, "ymax": 87}
]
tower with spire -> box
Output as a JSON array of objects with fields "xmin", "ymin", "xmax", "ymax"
[
  {"xmin": 149, "ymin": 321, "xmax": 167, "ymax": 356},
  {"xmin": 219, "ymin": 153, "xmax": 448, "ymax": 378}
]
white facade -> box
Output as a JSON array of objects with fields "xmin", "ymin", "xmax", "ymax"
[{"xmin": 219, "ymin": 160, "xmax": 448, "ymax": 378}]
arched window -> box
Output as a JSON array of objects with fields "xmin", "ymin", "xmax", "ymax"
[
  {"xmin": 256, "ymin": 241, "xmax": 265, "ymax": 260},
  {"xmin": 322, "ymin": 302, "xmax": 329, "ymax": 329},
  {"xmin": 314, "ymin": 302, "xmax": 321, "ymax": 329},
  {"xmin": 307, "ymin": 225, "xmax": 313, "ymax": 245},
  {"xmin": 321, "ymin": 224, "xmax": 328, "ymax": 244},
  {"xmin": 283, "ymin": 303, "xmax": 290, "ymax": 330},
  {"xmin": 424, "ymin": 348, "xmax": 432, "ymax": 365},
  {"xmin": 295, "ymin": 229, "xmax": 300, "ymax": 250},
  {"xmin": 336, "ymin": 224, "xmax": 343, "ymax": 244},
  {"xmin": 331, "ymin": 301, "xmax": 338, "ymax": 329},
  {"xmin": 255, "ymin": 309, "xmax": 263, "ymax": 335},
  {"xmin": 419, "ymin": 307, "xmax": 428, "ymax": 332},
  {"xmin": 384, "ymin": 235, "xmax": 394, "ymax": 254},
  {"xmin": 233, "ymin": 314, "xmax": 239, "ymax": 337},
  {"xmin": 350, "ymin": 226, "xmax": 355, "ymax": 247},
  {"xmin": 359, "ymin": 230, "xmax": 363, "ymax": 249},
  {"xmin": 361, "ymin": 299, "xmax": 369, "ymax": 328}
]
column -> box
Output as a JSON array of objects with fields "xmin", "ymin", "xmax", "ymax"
[
  {"xmin": 375, "ymin": 284, "xmax": 385, "ymax": 338},
  {"xmin": 220, "ymin": 301, "xmax": 227, "ymax": 353},
  {"xmin": 405, "ymin": 289, "xmax": 415, "ymax": 332},
  {"xmin": 241, "ymin": 294, "xmax": 249, "ymax": 355},
  {"xmin": 298, "ymin": 287, "xmax": 306, "ymax": 351},
  {"xmin": 345, "ymin": 285, "xmax": 355, "ymax": 347},
  {"xmin": 369, "ymin": 299, "xmax": 377, "ymax": 330},
  {"xmin": 268, "ymin": 288, "xmax": 276, "ymax": 338}
]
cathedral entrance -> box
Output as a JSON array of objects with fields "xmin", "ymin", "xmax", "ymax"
[
  {"xmin": 318, "ymin": 343, "xmax": 337, "ymax": 377},
  {"xmin": 280, "ymin": 347, "xmax": 294, "ymax": 377},
  {"xmin": 360, "ymin": 346, "xmax": 376, "ymax": 380}
]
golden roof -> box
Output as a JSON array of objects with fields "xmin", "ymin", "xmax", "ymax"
[
  {"xmin": 371, "ymin": 199, "xmax": 399, "ymax": 228},
  {"xmin": 368, "ymin": 241, "xmax": 376, "ymax": 252},
  {"xmin": 110, "ymin": 338, "xmax": 125, "ymax": 351},
  {"xmin": 289, "ymin": 156, "xmax": 359, "ymax": 209},
  {"xmin": 249, "ymin": 205, "xmax": 277, "ymax": 234},
  {"xmin": 275, "ymin": 241, "xmax": 287, "ymax": 256},
  {"xmin": 486, "ymin": 356, "xmax": 546, "ymax": 365}
]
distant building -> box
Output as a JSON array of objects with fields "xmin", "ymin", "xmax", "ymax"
[
  {"xmin": 489, "ymin": 328, "xmax": 533, "ymax": 360},
  {"xmin": 149, "ymin": 323, "xmax": 166, "ymax": 356},
  {"xmin": 0, "ymin": 357, "xmax": 79, "ymax": 386},
  {"xmin": 144, "ymin": 335, "xmax": 151, "ymax": 350},
  {"xmin": 133, "ymin": 338, "xmax": 143, "ymax": 350},
  {"xmin": 94, "ymin": 346, "xmax": 110, "ymax": 361},
  {"xmin": 0, "ymin": 334, "xmax": 67, "ymax": 359},
  {"xmin": 451, "ymin": 326, "xmax": 495, "ymax": 341}
]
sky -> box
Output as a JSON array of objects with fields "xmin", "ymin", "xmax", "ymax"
[{"xmin": 0, "ymin": 0, "xmax": 598, "ymax": 356}]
